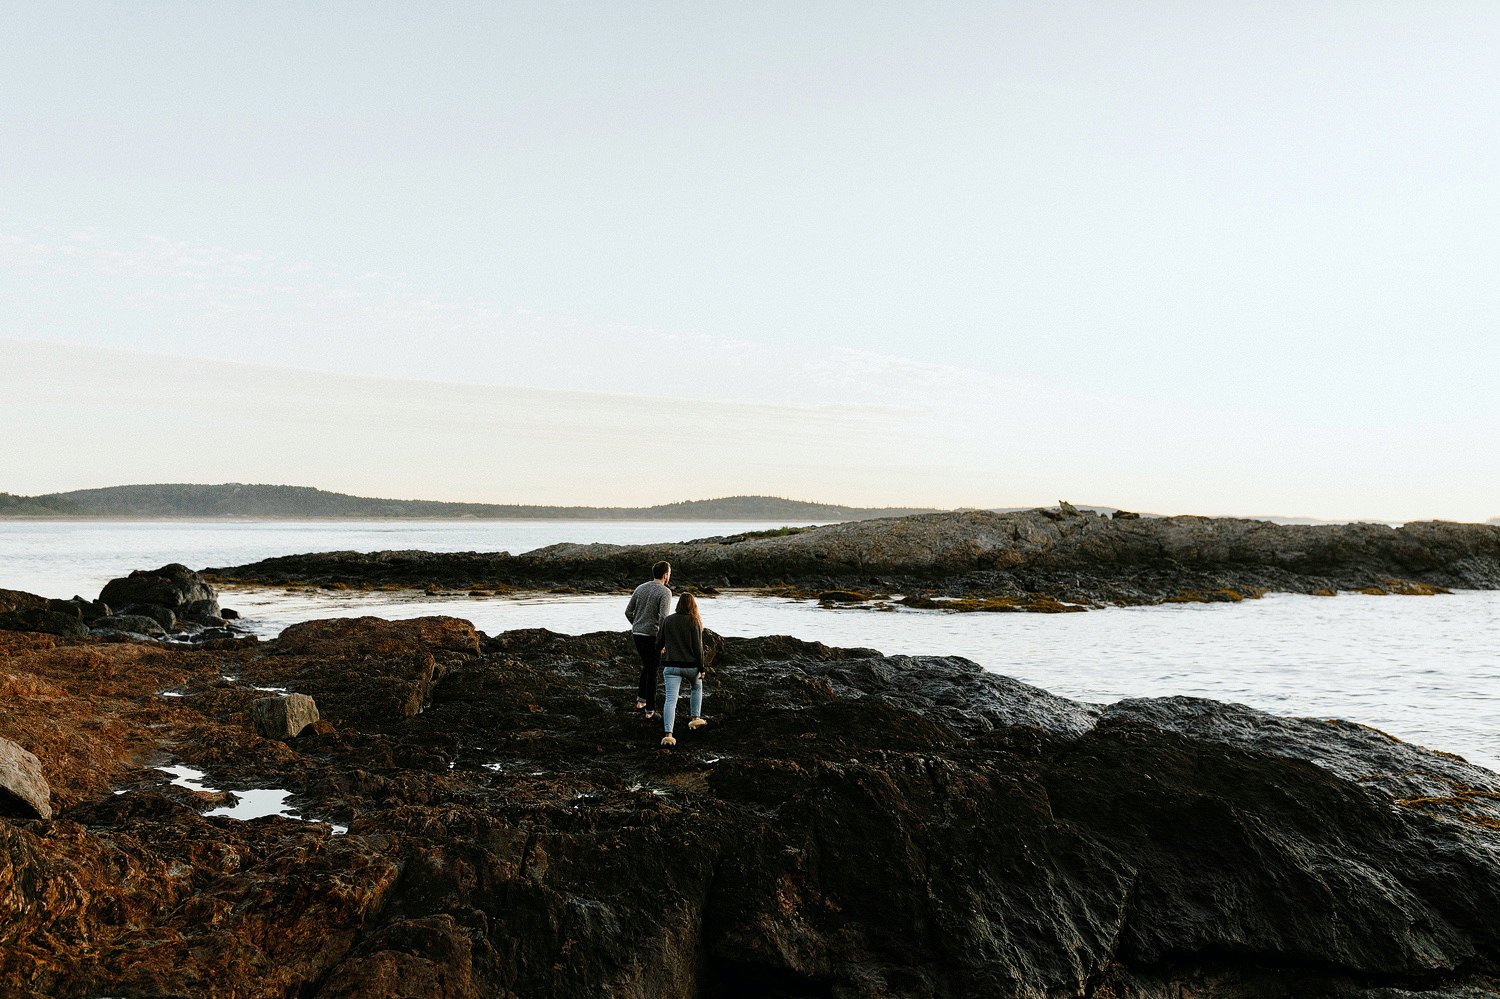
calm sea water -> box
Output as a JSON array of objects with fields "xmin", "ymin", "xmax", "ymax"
[
  {"xmin": 3, "ymin": 520, "xmax": 1497, "ymax": 770},
  {"xmin": 0, "ymin": 518, "xmax": 809, "ymax": 598}
]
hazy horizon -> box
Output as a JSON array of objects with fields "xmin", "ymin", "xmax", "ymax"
[{"xmin": 3, "ymin": 4, "xmax": 1497, "ymax": 521}]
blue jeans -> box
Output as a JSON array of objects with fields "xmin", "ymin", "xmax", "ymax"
[{"xmin": 661, "ymin": 664, "xmax": 702, "ymax": 733}]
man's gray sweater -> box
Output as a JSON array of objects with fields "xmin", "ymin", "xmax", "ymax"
[{"xmin": 625, "ymin": 580, "xmax": 672, "ymax": 636}]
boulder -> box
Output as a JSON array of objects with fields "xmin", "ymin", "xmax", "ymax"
[
  {"xmin": 0, "ymin": 608, "xmax": 88, "ymax": 639},
  {"xmin": 119, "ymin": 604, "xmax": 179, "ymax": 632},
  {"xmin": 0, "ymin": 589, "xmax": 47, "ymax": 614},
  {"xmin": 0, "ymin": 737, "xmax": 52, "ymax": 820},
  {"xmin": 249, "ymin": 694, "xmax": 320, "ymax": 740},
  {"xmin": 53, "ymin": 596, "xmax": 112, "ymax": 622},
  {"xmin": 90, "ymin": 615, "xmax": 167, "ymax": 637},
  {"xmin": 99, "ymin": 564, "xmax": 220, "ymax": 620}
]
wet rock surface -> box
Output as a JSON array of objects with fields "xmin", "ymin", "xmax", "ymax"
[
  {"xmin": 205, "ymin": 507, "xmax": 1500, "ymax": 609},
  {"xmin": 0, "ymin": 611, "xmax": 1498, "ymax": 997}
]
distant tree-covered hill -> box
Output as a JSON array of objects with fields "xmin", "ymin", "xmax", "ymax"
[
  {"xmin": 0, "ymin": 483, "xmax": 934, "ymax": 521},
  {"xmin": 0, "ymin": 492, "xmax": 80, "ymax": 516}
]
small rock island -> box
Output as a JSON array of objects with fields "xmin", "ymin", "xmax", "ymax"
[{"xmin": 206, "ymin": 506, "xmax": 1500, "ymax": 610}]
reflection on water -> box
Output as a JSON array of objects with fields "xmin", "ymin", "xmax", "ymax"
[{"xmin": 228, "ymin": 586, "xmax": 1500, "ymax": 772}]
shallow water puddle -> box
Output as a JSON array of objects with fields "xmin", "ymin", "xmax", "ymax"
[
  {"xmin": 207, "ymin": 788, "xmax": 294, "ymax": 821},
  {"xmin": 157, "ymin": 764, "xmax": 213, "ymax": 792},
  {"xmin": 152, "ymin": 765, "xmax": 345, "ymax": 833}
]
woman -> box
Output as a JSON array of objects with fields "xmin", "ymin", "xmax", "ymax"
[{"xmin": 657, "ymin": 592, "xmax": 709, "ymax": 747}]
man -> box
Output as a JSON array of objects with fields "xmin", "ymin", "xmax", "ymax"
[{"xmin": 624, "ymin": 560, "xmax": 672, "ymax": 717}]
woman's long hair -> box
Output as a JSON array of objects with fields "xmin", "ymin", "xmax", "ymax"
[{"xmin": 676, "ymin": 592, "xmax": 702, "ymax": 632}]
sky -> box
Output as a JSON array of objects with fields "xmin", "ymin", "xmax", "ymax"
[{"xmin": 1, "ymin": 2, "xmax": 1496, "ymax": 519}]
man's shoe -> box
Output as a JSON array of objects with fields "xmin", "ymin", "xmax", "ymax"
[
  {"xmin": 660, "ymin": 734, "xmax": 676, "ymax": 747},
  {"xmin": 688, "ymin": 717, "xmax": 708, "ymax": 730}
]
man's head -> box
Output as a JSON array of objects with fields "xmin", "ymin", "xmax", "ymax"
[{"xmin": 653, "ymin": 560, "xmax": 671, "ymax": 583}]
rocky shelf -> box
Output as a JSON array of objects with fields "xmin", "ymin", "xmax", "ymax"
[
  {"xmin": 204, "ymin": 505, "xmax": 1500, "ymax": 610},
  {"xmin": 2, "ymin": 597, "xmax": 1499, "ymax": 996}
]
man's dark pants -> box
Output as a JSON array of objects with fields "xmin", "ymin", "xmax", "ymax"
[{"xmin": 633, "ymin": 632, "xmax": 661, "ymax": 706}]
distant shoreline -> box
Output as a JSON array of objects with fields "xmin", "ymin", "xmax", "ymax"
[
  {"xmin": 0, "ymin": 483, "xmax": 934, "ymax": 522},
  {"xmin": 0, "ymin": 514, "xmax": 839, "ymax": 523}
]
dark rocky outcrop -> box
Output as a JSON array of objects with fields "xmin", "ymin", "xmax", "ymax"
[
  {"xmin": 50, "ymin": 595, "xmax": 113, "ymax": 623},
  {"xmin": 0, "ymin": 607, "xmax": 89, "ymax": 639},
  {"xmin": 100, "ymin": 563, "xmax": 222, "ymax": 622},
  {"xmin": 0, "ymin": 589, "xmax": 109, "ymax": 637},
  {"xmin": 117, "ymin": 602, "xmax": 179, "ymax": 631},
  {"xmin": 205, "ymin": 507, "xmax": 1500, "ymax": 610},
  {"xmin": 1, "ymin": 615, "xmax": 1498, "ymax": 996},
  {"xmin": 2, "ymin": 574, "xmax": 246, "ymax": 645}
]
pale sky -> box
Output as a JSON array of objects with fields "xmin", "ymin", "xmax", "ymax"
[{"xmin": 2, "ymin": 3, "xmax": 1496, "ymax": 519}]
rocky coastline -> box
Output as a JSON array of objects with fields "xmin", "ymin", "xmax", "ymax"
[
  {"xmin": 2, "ymin": 567, "xmax": 1500, "ymax": 996},
  {"xmin": 205, "ymin": 505, "xmax": 1500, "ymax": 611},
  {"xmin": 0, "ymin": 563, "xmax": 248, "ymax": 644}
]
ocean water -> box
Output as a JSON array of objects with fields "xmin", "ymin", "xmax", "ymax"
[
  {"xmin": 3, "ymin": 520, "xmax": 1497, "ymax": 770},
  {"xmin": 0, "ymin": 518, "xmax": 811, "ymax": 598},
  {"xmin": 227, "ymin": 585, "xmax": 1500, "ymax": 771}
]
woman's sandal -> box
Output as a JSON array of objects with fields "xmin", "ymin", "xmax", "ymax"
[{"xmin": 661, "ymin": 733, "xmax": 676, "ymax": 747}]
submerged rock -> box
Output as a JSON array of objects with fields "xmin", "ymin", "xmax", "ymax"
[
  {"xmin": 0, "ymin": 616, "xmax": 1497, "ymax": 997},
  {"xmin": 0, "ymin": 736, "xmax": 51, "ymax": 820}
]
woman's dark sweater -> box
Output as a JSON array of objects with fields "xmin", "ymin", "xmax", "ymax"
[{"xmin": 658, "ymin": 613, "xmax": 704, "ymax": 668}]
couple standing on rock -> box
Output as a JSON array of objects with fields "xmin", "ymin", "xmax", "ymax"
[{"xmin": 625, "ymin": 561, "xmax": 709, "ymax": 747}]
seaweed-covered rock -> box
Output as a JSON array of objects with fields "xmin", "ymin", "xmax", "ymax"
[
  {"xmin": 206, "ymin": 509, "xmax": 1500, "ymax": 609},
  {"xmin": 1, "ymin": 617, "xmax": 1498, "ymax": 997}
]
